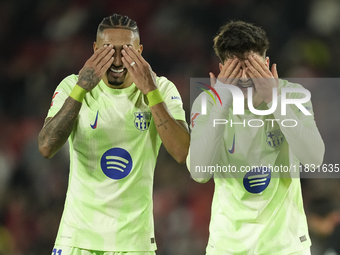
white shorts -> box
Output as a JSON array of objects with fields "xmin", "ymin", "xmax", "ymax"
[{"xmin": 52, "ymin": 245, "xmax": 156, "ymax": 255}]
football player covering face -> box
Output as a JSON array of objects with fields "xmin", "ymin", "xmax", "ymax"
[
  {"xmin": 210, "ymin": 51, "xmax": 279, "ymax": 109},
  {"xmin": 94, "ymin": 28, "xmax": 142, "ymax": 89}
]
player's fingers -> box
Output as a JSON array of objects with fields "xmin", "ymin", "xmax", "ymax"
[
  {"xmin": 271, "ymin": 64, "xmax": 278, "ymax": 79},
  {"xmin": 121, "ymin": 56, "xmax": 136, "ymax": 76},
  {"xmin": 99, "ymin": 56, "xmax": 114, "ymax": 74},
  {"xmin": 124, "ymin": 45, "xmax": 145, "ymax": 65},
  {"xmin": 221, "ymin": 58, "xmax": 238, "ymax": 77},
  {"xmin": 121, "ymin": 49, "xmax": 138, "ymax": 70},
  {"xmin": 122, "ymin": 45, "xmax": 143, "ymax": 66},
  {"xmin": 209, "ymin": 72, "xmax": 216, "ymax": 88},
  {"xmin": 93, "ymin": 44, "xmax": 115, "ymax": 66},
  {"xmin": 92, "ymin": 45, "xmax": 113, "ymax": 64},
  {"xmin": 98, "ymin": 48, "xmax": 114, "ymax": 67},
  {"xmin": 88, "ymin": 45, "xmax": 108, "ymax": 62},
  {"xmin": 245, "ymin": 54, "xmax": 266, "ymax": 77},
  {"xmin": 223, "ymin": 63, "xmax": 240, "ymax": 84},
  {"xmin": 245, "ymin": 59, "xmax": 262, "ymax": 78},
  {"xmin": 230, "ymin": 69, "xmax": 242, "ymax": 86},
  {"xmin": 246, "ymin": 56, "xmax": 263, "ymax": 74},
  {"xmin": 247, "ymin": 55, "xmax": 270, "ymax": 77},
  {"xmin": 229, "ymin": 62, "xmax": 242, "ymax": 78},
  {"xmin": 245, "ymin": 67, "xmax": 260, "ymax": 87},
  {"xmin": 219, "ymin": 58, "xmax": 234, "ymax": 76}
]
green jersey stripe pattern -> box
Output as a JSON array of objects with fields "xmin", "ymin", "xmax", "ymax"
[{"xmin": 47, "ymin": 75, "xmax": 186, "ymax": 251}]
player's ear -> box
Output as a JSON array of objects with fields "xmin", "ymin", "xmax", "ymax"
[
  {"xmin": 93, "ymin": 42, "xmax": 98, "ymax": 52},
  {"xmin": 265, "ymin": 56, "xmax": 270, "ymax": 68},
  {"xmin": 219, "ymin": 62, "xmax": 223, "ymax": 71},
  {"xmin": 138, "ymin": 44, "xmax": 143, "ymax": 54}
]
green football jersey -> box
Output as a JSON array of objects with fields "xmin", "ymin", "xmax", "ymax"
[
  {"xmin": 189, "ymin": 80, "xmax": 324, "ymax": 254},
  {"xmin": 47, "ymin": 75, "xmax": 186, "ymax": 251}
]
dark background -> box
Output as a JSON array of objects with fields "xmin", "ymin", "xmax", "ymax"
[{"xmin": 1, "ymin": 0, "xmax": 340, "ymax": 254}]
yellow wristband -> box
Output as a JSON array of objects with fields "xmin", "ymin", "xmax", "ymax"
[
  {"xmin": 147, "ymin": 89, "xmax": 164, "ymax": 107},
  {"xmin": 70, "ymin": 84, "xmax": 87, "ymax": 103}
]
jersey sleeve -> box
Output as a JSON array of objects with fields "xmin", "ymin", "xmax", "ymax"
[
  {"xmin": 156, "ymin": 76, "xmax": 186, "ymax": 122},
  {"xmin": 47, "ymin": 74, "xmax": 78, "ymax": 119},
  {"xmin": 188, "ymin": 92, "xmax": 231, "ymax": 182},
  {"xmin": 268, "ymin": 80, "xmax": 325, "ymax": 166}
]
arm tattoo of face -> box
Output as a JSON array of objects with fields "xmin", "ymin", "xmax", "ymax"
[
  {"xmin": 77, "ymin": 67, "xmax": 101, "ymax": 91},
  {"xmin": 38, "ymin": 97, "xmax": 82, "ymax": 153}
]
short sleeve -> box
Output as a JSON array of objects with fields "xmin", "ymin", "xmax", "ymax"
[
  {"xmin": 157, "ymin": 76, "xmax": 186, "ymax": 122},
  {"xmin": 47, "ymin": 75, "xmax": 78, "ymax": 119},
  {"xmin": 190, "ymin": 91, "xmax": 217, "ymax": 140}
]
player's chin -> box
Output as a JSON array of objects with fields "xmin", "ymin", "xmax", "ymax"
[
  {"xmin": 237, "ymin": 84, "xmax": 254, "ymax": 98},
  {"xmin": 107, "ymin": 76, "xmax": 126, "ymax": 86},
  {"xmin": 106, "ymin": 71, "xmax": 127, "ymax": 86}
]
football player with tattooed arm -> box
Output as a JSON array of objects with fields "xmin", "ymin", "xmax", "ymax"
[
  {"xmin": 188, "ymin": 21, "xmax": 324, "ymax": 254},
  {"xmin": 38, "ymin": 14, "xmax": 189, "ymax": 255}
]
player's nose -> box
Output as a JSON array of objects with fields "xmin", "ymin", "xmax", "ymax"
[
  {"xmin": 239, "ymin": 68, "xmax": 250, "ymax": 82},
  {"xmin": 113, "ymin": 50, "xmax": 123, "ymax": 67}
]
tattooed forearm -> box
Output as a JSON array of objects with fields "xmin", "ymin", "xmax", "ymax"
[
  {"xmin": 153, "ymin": 110, "xmax": 169, "ymax": 130},
  {"xmin": 38, "ymin": 97, "xmax": 82, "ymax": 158},
  {"xmin": 77, "ymin": 67, "xmax": 100, "ymax": 91},
  {"xmin": 149, "ymin": 103, "xmax": 190, "ymax": 164},
  {"xmin": 157, "ymin": 119, "xmax": 169, "ymax": 130}
]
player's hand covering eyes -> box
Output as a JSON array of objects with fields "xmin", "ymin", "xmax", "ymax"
[
  {"xmin": 245, "ymin": 54, "xmax": 279, "ymax": 104},
  {"xmin": 209, "ymin": 58, "xmax": 242, "ymax": 109}
]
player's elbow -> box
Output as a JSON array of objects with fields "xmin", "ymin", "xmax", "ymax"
[
  {"xmin": 314, "ymin": 150, "xmax": 325, "ymax": 167},
  {"xmin": 172, "ymin": 147, "xmax": 189, "ymax": 164},
  {"xmin": 313, "ymin": 138, "xmax": 325, "ymax": 166},
  {"xmin": 312, "ymin": 143, "xmax": 325, "ymax": 166},
  {"xmin": 174, "ymin": 156, "xmax": 186, "ymax": 164},
  {"xmin": 302, "ymin": 140, "xmax": 325, "ymax": 166},
  {"xmin": 38, "ymin": 144, "xmax": 54, "ymax": 159},
  {"xmin": 188, "ymin": 167, "xmax": 212, "ymax": 183},
  {"xmin": 38, "ymin": 135, "xmax": 55, "ymax": 159},
  {"xmin": 192, "ymin": 177, "xmax": 211, "ymax": 183},
  {"xmin": 174, "ymin": 154, "xmax": 187, "ymax": 164}
]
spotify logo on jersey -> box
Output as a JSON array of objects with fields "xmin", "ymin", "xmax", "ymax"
[
  {"xmin": 243, "ymin": 167, "xmax": 271, "ymax": 194},
  {"xmin": 100, "ymin": 147, "xmax": 133, "ymax": 179}
]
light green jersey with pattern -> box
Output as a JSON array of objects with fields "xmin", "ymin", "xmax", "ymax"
[
  {"xmin": 47, "ymin": 75, "xmax": 186, "ymax": 251},
  {"xmin": 189, "ymin": 80, "xmax": 324, "ymax": 254}
]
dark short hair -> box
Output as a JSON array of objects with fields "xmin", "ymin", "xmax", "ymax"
[
  {"xmin": 213, "ymin": 20, "xmax": 269, "ymax": 62},
  {"xmin": 97, "ymin": 14, "xmax": 139, "ymax": 39}
]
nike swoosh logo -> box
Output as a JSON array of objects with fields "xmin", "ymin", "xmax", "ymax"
[
  {"xmin": 228, "ymin": 134, "xmax": 235, "ymax": 154},
  {"xmin": 90, "ymin": 110, "xmax": 99, "ymax": 129}
]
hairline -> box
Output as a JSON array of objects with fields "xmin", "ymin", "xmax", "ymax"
[
  {"xmin": 96, "ymin": 27, "xmax": 140, "ymax": 43},
  {"xmin": 221, "ymin": 51, "xmax": 267, "ymax": 63}
]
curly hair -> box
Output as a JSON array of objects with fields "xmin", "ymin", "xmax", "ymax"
[{"xmin": 213, "ymin": 21, "xmax": 269, "ymax": 63}]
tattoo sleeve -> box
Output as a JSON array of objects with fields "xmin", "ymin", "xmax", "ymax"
[
  {"xmin": 38, "ymin": 97, "xmax": 82, "ymax": 158},
  {"xmin": 77, "ymin": 67, "xmax": 100, "ymax": 91}
]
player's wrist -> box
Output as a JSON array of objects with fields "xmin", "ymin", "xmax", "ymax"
[
  {"xmin": 147, "ymin": 88, "xmax": 164, "ymax": 107},
  {"xmin": 70, "ymin": 84, "xmax": 87, "ymax": 103},
  {"xmin": 264, "ymin": 96, "xmax": 272, "ymax": 104},
  {"xmin": 264, "ymin": 87, "xmax": 280, "ymax": 104}
]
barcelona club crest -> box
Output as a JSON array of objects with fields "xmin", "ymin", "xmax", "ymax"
[
  {"xmin": 266, "ymin": 129, "xmax": 284, "ymax": 148},
  {"xmin": 134, "ymin": 112, "xmax": 151, "ymax": 131}
]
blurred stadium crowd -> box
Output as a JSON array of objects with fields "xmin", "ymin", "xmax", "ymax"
[{"xmin": 1, "ymin": 0, "xmax": 340, "ymax": 254}]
